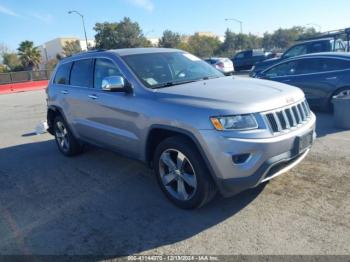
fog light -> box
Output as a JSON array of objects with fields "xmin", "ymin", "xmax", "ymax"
[{"xmin": 232, "ymin": 153, "xmax": 250, "ymax": 164}]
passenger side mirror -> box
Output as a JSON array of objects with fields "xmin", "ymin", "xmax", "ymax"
[{"xmin": 101, "ymin": 76, "xmax": 132, "ymax": 93}]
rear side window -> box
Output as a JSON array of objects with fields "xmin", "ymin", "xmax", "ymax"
[
  {"xmin": 70, "ymin": 59, "xmax": 94, "ymax": 88},
  {"xmin": 308, "ymin": 41, "xmax": 331, "ymax": 53},
  {"xmin": 321, "ymin": 58, "xmax": 350, "ymax": 71},
  {"xmin": 54, "ymin": 62, "xmax": 72, "ymax": 85}
]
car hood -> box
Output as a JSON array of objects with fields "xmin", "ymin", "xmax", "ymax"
[{"xmin": 154, "ymin": 76, "xmax": 304, "ymax": 115}]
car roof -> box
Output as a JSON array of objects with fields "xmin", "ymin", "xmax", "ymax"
[
  {"xmin": 59, "ymin": 48, "xmax": 185, "ymax": 63},
  {"xmin": 109, "ymin": 48, "xmax": 182, "ymax": 56},
  {"xmin": 298, "ymin": 38, "xmax": 335, "ymax": 44},
  {"xmin": 292, "ymin": 52, "xmax": 350, "ymax": 59}
]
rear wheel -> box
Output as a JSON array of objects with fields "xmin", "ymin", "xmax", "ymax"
[
  {"xmin": 53, "ymin": 116, "xmax": 82, "ymax": 156},
  {"xmin": 154, "ymin": 136, "xmax": 217, "ymax": 209}
]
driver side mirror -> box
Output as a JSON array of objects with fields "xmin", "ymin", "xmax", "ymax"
[{"xmin": 101, "ymin": 76, "xmax": 132, "ymax": 93}]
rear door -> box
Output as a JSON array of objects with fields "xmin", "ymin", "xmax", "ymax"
[{"xmin": 66, "ymin": 58, "xmax": 95, "ymax": 137}]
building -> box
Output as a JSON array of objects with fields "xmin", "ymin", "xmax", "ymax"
[
  {"xmin": 147, "ymin": 37, "xmax": 159, "ymax": 47},
  {"xmin": 38, "ymin": 37, "xmax": 95, "ymax": 67}
]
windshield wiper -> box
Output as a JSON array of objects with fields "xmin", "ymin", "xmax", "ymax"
[
  {"xmin": 152, "ymin": 79, "xmax": 198, "ymax": 89},
  {"xmin": 152, "ymin": 76, "xmax": 223, "ymax": 89}
]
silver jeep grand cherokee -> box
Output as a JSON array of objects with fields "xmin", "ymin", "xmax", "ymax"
[{"xmin": 47, "ymin": 48, "xmax": 316, "ymax": 209}]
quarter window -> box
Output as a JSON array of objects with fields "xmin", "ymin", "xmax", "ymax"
[
  {"xmin": 70, "ymin": 59, "xmax": 93, "ymax": 88},
  {"xmin": 94, "ymin": 58, "xmax": 122, "ymax": 89},
  {"xmin": 54, "ymin": 62, "xmax": 72, "ymax": 85}
]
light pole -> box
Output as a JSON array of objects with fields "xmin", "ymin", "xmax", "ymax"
[
  {"xmin": 225, "ymin": 18, "xmax": 243, "ymax": 34},
  {"xmin": 225, "ymin": 18, "xmax": 243, "ymax": 51},
  {"xmin": 306, "ymin": 23, "xmax": 322, "ymax": 32},
  {"xmin": 68, "ymin": 10, "xmax": 89, "ymax": 50}
]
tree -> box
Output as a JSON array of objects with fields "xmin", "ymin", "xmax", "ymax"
[
  {"xmin": 220, "ymin": 29, "xmax": 237, "ymax": 56},
  {"xmin": 17, "ymin": 41, "xmax": 41, "ymax": 70},
  {"xmin": 0, "ymin": 43, "xmax": 10, "ymax": 63},
  {"xmin": 46, "ymin": 58, "xmax": 59, "ymax": 71},
  {"xmin": 62, "ymin": 40, "xmax": 82, "ymax": 57},
  {"xmin": 187, "ymin": 34, "xmax": 221, "ymax": 58},
  {"xmin": 94, "ymin": 17, "xmax": 151, "ymax": 49},
  {"xmin": 158, "ymin": 30, "xmax": 181, "ymax": 48},
  {"xmin": 2, "ymin": 53, "xmax": 23, "ymax": 71}
]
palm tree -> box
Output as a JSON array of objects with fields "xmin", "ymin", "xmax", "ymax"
[{"xmin": 17, "ymin": 41, "xmax": 41, "ymax": 70}]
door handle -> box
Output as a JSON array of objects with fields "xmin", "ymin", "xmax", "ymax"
[
  {"xmin": 326, "ymin": 77, "xmax": 337, "ymax": 80},
  {"xmin": 61, "ymin": 90, "xmax": 69, "ymax": 94},
  {"xmin": 88, "ymin": 94, "xmax": 98, "ymax": 100},
  {"xmin": 282, "ymin": 79, "xmax": 291, "ymax": 83}
]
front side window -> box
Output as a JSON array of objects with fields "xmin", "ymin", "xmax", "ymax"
[
  {"xmin": 122, "ymin": 52, "xmax": 223, "ymax": 88},
  {"xmin": 70, "ymin": 59, "xmax": 93, "ymax": 88},
  {"xmin": 94, "ymin": 58, "xmax": 122, "ymax": 89},
  {"xmin": 54, "ymin": 62, "xmax": 72, "ymax": 85},
  {"xmin": 264, "ymin": 61, "xmax": 298, "ymax": 78},
  {"xmin": 283, "ymin": 45, "xmax": 307, "ymax": 59}
]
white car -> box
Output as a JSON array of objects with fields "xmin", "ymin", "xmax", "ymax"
[{"xmin": 205, "ymin": 57, "xmax": 234, "ymax": 75}]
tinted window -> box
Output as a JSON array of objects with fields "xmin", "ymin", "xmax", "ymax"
[
  {"xmin": 264, "ymin": 61, "xmax": 299, "ymax": 77},
  {"xmin": 308, "ymin": 41, "xmax": 331, "ymax": 53},
  {"xmin": 321, "ymin": 58, "xmax": 350, "ymax": 71},
  {"xmin": 296, "ymin": 59, "xmax": 323, "ymax": 74},
  {"xmin": 70, "ymin": 59, "xmax": 93, "ymax": 88},
  {"xmin": 94, "ymin": 58, "xmax": 122, "ymax": 89},
  {"xmin": 54, "ymin": 62, "xmax": 72, "ymax": 85},
  {"xmin": 283, "ymin": 45, "xmax": 307, "ymax": 59}
]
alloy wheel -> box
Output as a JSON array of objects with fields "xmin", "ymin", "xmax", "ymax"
[
  {"xmin": 55, "ymin": 121, "xmax": 70, "ymax": 152},
  {"xmin": 159, "ymin": 149, "xmax": 197, "ymax": 201}
]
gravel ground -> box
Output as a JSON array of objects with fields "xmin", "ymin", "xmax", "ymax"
[{"xmin": 0, "ymin": 90, "xmax": 349, "ymax": 256}]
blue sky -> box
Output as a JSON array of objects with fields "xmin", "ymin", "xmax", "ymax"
[{"xmin": 0, "ymin": 0, "xmax": 349, "ymax": 50}]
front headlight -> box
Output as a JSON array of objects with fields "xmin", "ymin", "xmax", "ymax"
[{"xmin": 210, "ymin": 114, "xmax": 258, "ymax": 131}]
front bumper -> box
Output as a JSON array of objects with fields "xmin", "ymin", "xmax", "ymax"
[{"xmin": 198, "ymin": 113, "xmax": 316, "ymax": 197}]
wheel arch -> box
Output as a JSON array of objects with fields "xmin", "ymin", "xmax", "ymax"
[
  {"xmin": 47, "ymin": 106, "xmax": 69, "ymax": 135},
  {"xmin": 145, "ymin": 125, "xmax": 221, "ymax": 189}
]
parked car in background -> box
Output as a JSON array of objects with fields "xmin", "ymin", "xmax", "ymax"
[
  {"xmin": 254, "ymin": 52, "xmax": 350, "ymax": 111},
  {"xmin": 46, "ymin": 48, "xmax": 315, "ymax": 209},
  {"xmin": 205, "ymin": 57, "xmax": 234, "ymax": 75},
  {"xmin": 251, "ymin": 38, "xmax": 346, "ymax": 77},
  {"xmin": 232, "ymin": 50, "xmax": 272, "ymax": 71}
]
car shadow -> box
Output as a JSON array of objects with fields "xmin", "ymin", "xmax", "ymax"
[
  {"xmin": 314, "ymin": 112, "xmax": 345, "ymax": 138},
  {"xmin": 0, "ymin": 140, "xmax": 265, "ymax": 256}
]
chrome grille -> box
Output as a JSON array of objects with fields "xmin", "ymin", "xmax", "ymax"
[{"xmin": 264, "ymin": 100, "xmax": 311, "ymax": 133}]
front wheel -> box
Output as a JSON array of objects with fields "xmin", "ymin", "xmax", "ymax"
[{"xmin": 153, "ymin": 136, "xmax": 217, "ymax": 209}]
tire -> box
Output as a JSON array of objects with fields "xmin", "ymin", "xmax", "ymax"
[
  {"xmin": 53, "ymin": 115, "xmax": 83, "ymax": 156},
  {"xmin": 153, "ymin": 136, "xmax": 217, "ymax": 209}
]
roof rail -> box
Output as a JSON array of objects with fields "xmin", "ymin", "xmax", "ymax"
[{"xmin": 297, "ymin": 27, "xmax": 350, "ymax": 42}]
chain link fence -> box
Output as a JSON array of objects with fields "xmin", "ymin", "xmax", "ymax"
[{"xmin": 0, "ymin": 70, "xmax": 53, "ymax": 85}]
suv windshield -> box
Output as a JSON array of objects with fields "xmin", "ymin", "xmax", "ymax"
[{"xmin": 122, "ymin": 52, "xmax": 224, "ymax": 88}]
